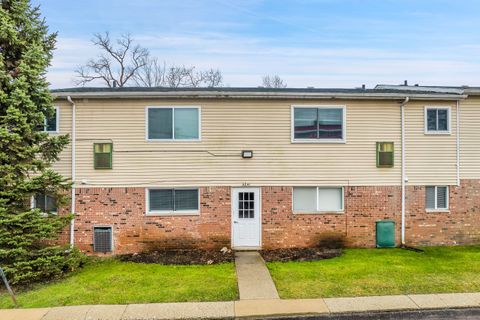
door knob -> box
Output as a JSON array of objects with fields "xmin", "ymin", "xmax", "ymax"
[{"xmin": 234, "ymin": 221, "xmax": 238, "ymax": 224}]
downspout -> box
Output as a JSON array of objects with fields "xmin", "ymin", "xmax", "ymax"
[
  {"xmin": 67, "ymin": 96, "xmax": 76, "ymax": 247},
  {"xmin": 400, "ymin": 96, "xmax": 410, "ymax": 246},
  {"xmin": 456, "ymin": 100, "xmax": 460, "ymax": 186}
]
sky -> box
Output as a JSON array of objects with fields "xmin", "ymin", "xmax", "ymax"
[{"xmin": 35, "ymin": 0, "xmax": 480, "ymax": 89}]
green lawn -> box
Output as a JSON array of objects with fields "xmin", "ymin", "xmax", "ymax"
[
  {"xmin": 0, "ymin": 259, "xmax": 237, "ymax": 309},
  {"xmin": 267, "ymin": 246, "xmax": 480, "ymax": 299}
]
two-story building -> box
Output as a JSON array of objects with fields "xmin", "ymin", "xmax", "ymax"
[{"xmin": 41, "ymin": 85, "xmax": 480, "ymax": 254}]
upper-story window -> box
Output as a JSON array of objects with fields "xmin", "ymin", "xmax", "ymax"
[
  {"xmin": 292, "ymin": 106, "xmax": 345, "ymax": 143},
  {"xmin": 44, "ymin": 107, "xmax": 59, "ymax": 133},
  {"xmin": 146, "ymin": 106, "xmax": 200, "ymax": 141},
  {"xmin": 425, "ymin": 107, "xmax": 450, "ymax": 134}
]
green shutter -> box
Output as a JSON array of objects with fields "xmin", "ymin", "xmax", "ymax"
[
  {"xmin": 94, "ymin": 143, "xmax": 113, "ymax": 169},
  {"xmin": 376, "ymin": 142, "xmax": 394, "ymax": 168}
]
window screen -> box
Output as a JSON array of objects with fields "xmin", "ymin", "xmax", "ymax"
[
  {"xmin": 318, "ymin": 188, "xmax": 343, "ymax": 211},
  {"xmin": 94, "ymin": 143, "xmax": 112, "ymax": 169},
  {"xmin": 148, "ymin": 107, "xmax": 199, "ymax": 140},
  {"xmin": 45, "ymin": 108, "xmax": 58, "ymax": 132},
  {"xmin": 293, "ymin": 187, "xmax": 343, "ymax": 212},
  {"xmin": 148, "ymin": 189, "xmax": 198, "ymax": 213},
  {"xmin": 426, "ymin": 108, "xmax": 449, "ymax": 132},
  {"xmin": 93, "ymin": 227, "xmax": 113, "ymax": 253},
  {"xmin": 377, "ymin": 142, "xmax": 394, "ymax": 167},
  {"xmin": 294, "ymin": 107, "xmax": 343, "ymax": 140},
  {"xmin": 426, "ymin": 186, "xmax": 448, "ymax": 210},
  {"xmin": 34, "ymin": 193, "xmax": 57, "ymax": 213}
]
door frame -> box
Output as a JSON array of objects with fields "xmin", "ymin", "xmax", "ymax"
[{"xmin": 231, "ymin": 187, "xmax": 262, "ymax": 250}]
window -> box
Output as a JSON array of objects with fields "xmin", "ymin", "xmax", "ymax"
[
  {"xmin": 147, "ymin": 188, "xmax": 199, "ymax": 215},
  {"xmin": 147, "ymin": 106, "xmax": 200, "ymax": 140},
  {"xmin": 376, "ymin": 142, "xmax": 394, "ymax": 167},
  {"xmin": 425, "ymin": 107, "xmax": 450, "ymax": 134},
  {"xmin": 94, "ymin": 143, "xmax": 113, "ymax": 169},
  {"xmin": 425, "ymin": 186, "xmax": 449, "ymax": 210},
  {"xmin": 292, "ymin": 106, "xmax": 345, "ymax": 142},
  {"xmin": 93, "ymin": 226, "xmax": 113, "ymax": 253},
  {"xmin": 44, "ymin": 107, "xmax": 59, "ymax": 133},
  {"xmin": 33, "ymin": 193, "xmax": 57, "ymax": 214},
  {"xmin": 293, "ymin": 187, "xmax": 344, "ymax": 213}
]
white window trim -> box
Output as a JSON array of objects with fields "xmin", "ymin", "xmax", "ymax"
[
  {"xmin": 426, "ymin": 186, "xmax": 449, "ymax": 212},
  {"xmin": 30, "ymin": 194, "xmax": 58, "ymax": 216},
  {"xmin": 145, "ymin": 106, "xmax": 202, "ymax": 142},
  {"xmin": 292, "ymin": 186, "xmax": 345, "ymax": 214},
  {"xmin": 424, "ymin": 106, "xmax": 451, "ymax": 135},
  {"xmin": 44, "ymin": 106, "xmax": 60, "ymax": 134},
  {"xmin": 291, "ymin": 105, "xmax": 347, "ymax": 144},
  {"xmin": 145, "ymin": 187, "xmax": 200, "ymax": 216}
]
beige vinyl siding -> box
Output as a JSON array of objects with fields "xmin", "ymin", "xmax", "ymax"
[
  {"xmin": 51, "ymin": 98, "xmax": 460, "ymax": 187},
  {"xmin": 460, "ymin": 96, "xmax": 480, "ymax": 178},
  {"xmin": 51, "ymin": 103, "xmax": 72, "ymax": 178},
  {"xmin": 404, "ymin": 102, "xmax": 457, "ymax": 185}
]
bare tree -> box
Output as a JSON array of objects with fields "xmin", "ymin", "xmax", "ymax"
[
  {"xmin": 262, "ymin": 75, "xmax": 287, "ymax": 88},
  {"xmin": 133, "ymin": 56, "xmax": 165, "ymax": 87},
  {"xmin": 201, "ymin": 68, "xmax": 223, "ymax": 87},
  {"xmin": 75, "ymin": 32, "xmax": 149, "ymax": 87}
]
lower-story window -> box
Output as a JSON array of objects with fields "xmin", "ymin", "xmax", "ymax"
[
  {"xmin": 426, "ymin": 186, "xmax": 449, "ymax": 210},
  {"xmin": 33, "ymin": 193, "xmax": 57, "ymax": 214},
  {"xmin": 147, "ymin": 188, "xmax": 199, "ymax": 215},
  {"xmin": 293, "ymin": 187, "xmax": 344, "ymax": 213}
]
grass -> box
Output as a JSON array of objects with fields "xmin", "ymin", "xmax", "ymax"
[
  {"xmin": 0, "ymin": 259, "xmax": 238, "ymax": 309},
  {"xmin": 267, "ymin": 246, "xmax": 480, "ymax": 299}
]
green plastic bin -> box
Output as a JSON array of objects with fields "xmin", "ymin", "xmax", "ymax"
[{"xmin": 376, "ymin": 220, "xmax": 396, "ymax": 248}]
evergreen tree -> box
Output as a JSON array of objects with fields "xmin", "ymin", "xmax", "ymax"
[{"xmin": 0, "ymin": 0, "xmax": 84, "ymax": 284}]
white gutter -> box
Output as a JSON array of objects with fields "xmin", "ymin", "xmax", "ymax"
[
  {"xmin": 456, "ymin": 100, "xmax": 460, "ymax": 186},
  {"xmin": 67, "ymin": 96, "xmax": 76, "ymax": 247},
  {"xmin": 400, "ymin": 96, "xmax": 410, "ymax": 246}
]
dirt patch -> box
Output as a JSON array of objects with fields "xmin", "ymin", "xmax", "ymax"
[
  {"xmin": 117, "ymin": 248, "xmax": 234, "ymax": 265},
  {"xmin": 260, "ymin": 247, "xmax": 341, "ymax": 262}
]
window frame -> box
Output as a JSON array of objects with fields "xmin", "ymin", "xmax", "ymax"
[
  {"xmin": 292, "ymin": 186, "xmax": 344, "ymax": 214},
  {"xmin": 93, "ymin": 142, "xmax": 113, "ymax": 170},
  {"xmin": 425, "ymin": 186, "xmax": 449, "ymax": 212},
  {"xmin": 44, "ymin": 106, "xmax": 60, "ymax": 134},
  {"xmin": 291, "ymin": 105, "xmax": 347, "ymax": 144},
  {"xmin": 376, "ymin": 142, "xmax": 394, "ymax": 168},
  {"xmin": 145, "ymin": 187, "xmax": 200, "ymax": 216},
  {"xmin": 145, "ymin": 106, "xmax": 201, "ymax": 142},
  {"xmin": 31, "ymin": 194, "xmax": 58, "ymax": 215},
  {"xmin": 424, "ymin": 106, "xmax": 451, "ymax": 135}
]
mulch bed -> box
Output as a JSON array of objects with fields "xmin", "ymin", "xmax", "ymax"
[
  {"xmin": 260, "ymin": 247, "xmax": 342, "ymax": 262},
  {"xmin": 117, "ymin": 248, "xmax": 235, "ymax": 265}
]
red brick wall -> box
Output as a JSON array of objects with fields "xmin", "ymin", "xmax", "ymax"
[
  {"xmin": 73, "ymin": 187, "xmax": 231, "ymax": 254},
  {"xmin": 69, "ymin": 181, "xmax": 480, "ymax": 254}
]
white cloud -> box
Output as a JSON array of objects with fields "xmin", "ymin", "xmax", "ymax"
[{"xmin": 47, "ymin": 34, "xmax": 480, "ymax": 89}]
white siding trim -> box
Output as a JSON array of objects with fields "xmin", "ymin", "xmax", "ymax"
[
  {"xmin": 145, "ymin": 106, "xmax": 202, "ymax": 142},
  {"xmin": 291, "ymin": 105, "xmax": 347, "ymax": 144}
]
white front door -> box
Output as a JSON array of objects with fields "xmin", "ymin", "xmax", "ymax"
[{"xmin": 232, "ymin": 188, "xmax": 261, "ymax": 248}]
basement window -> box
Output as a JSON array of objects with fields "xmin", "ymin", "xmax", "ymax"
[
  {"xmin": 94, "ymin": 143, "xmax": 113, "ymax": 169},
  {"xmin": 147, "ymin": 188, "xmax": 199, "ymax": 215},
  {"xmin": 425, "ymin": 186, "xmax": 449, "ymax": 211},
  {"xmin": 93, "ymin": 226, "xmax": 113, "ymax": 253},
  {"xmin": 376, "ymin": 142, "xmax": 394, "ymax": 167}
]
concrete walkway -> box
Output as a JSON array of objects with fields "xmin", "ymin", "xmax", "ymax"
[
  {"xmin": 234, "ymin": 251, "xmax": 279, "ymax": 300},
  {"xmin": 1, "ymin": 293, "xmax": 480, "ymax": 319}
]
